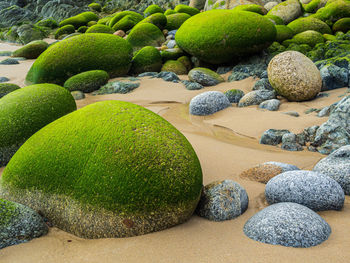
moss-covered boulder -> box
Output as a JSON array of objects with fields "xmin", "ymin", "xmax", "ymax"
[
  {"xmin": 333, "ymin": 18, "xmax": 350, "ymax": 33},
  {"xmin": 98, "ymin": 16, "xmax": 113, "ymax": 25},
  {"xmin": 64, "ymin": 70, "xmax": 110, "ymax": 92},
  {"xmin": 323, "ymin": 33, "xmax": 337, "ymax": 41},
  {"xmin": 87, "ymin": 21, "xmax": 98, "ymax": 27},
  {"xmin": 109, "ymin": 11, "xmax": 144, "ymax": 29},
  {"xmin": 88, "ymin": 3, "xmax": 102, "ymax": 12},
  {"xmin": 233, "ymin": 4, "xmax": 268, "ymax": 15},
  {"xmin": 0, "ymin": 84, "xmax": 76, "ymax": 166},
  {"xmin": 127, "ymin": 23, "xmax": 166, "ymax": 52},
  {"xmin": 0, "ymin": 101, "xmax": 202, "ymax": 238},
  {"xmin": 265, "ymin": 14, "xmax": 284, "ymax": 25},
  {"xmin": 112, "ymin": 15, "xmax": 140, "ymax": 32},
  {"xmin": 267, "ymin": 0, "xmax": 302, "ymax": 24},
  {"xmin": 292, "ymin": 30, "xmax": 325, "ymax": 47},
  {"xmin": 175, "ymin": 10, "xmax": 276, "ymax": 64},
  {"xmin": 59, "ymin": 12, "xmax": 99, "ymax": 29},
  {"xmin": 177, "ymin": 55, "xmax": 192, "ymax": 71},
  {"xmin": 77, "ymin": 26, "xmax": 88, "ymax": 33},
  {"xmin": 166, "ymin": 13, "xmax": 191, "ymax": 30},
  {"xmin": 303, "ymin": 0, "xmax": 327, "ymax": 13},
  {"xmin": 144, "ymin": 4, "xmax": 164, "ymax": 17},
  {"xmin": 26, "ymin": 34, "xmax": 133, "ymax": 86},
  {"xmin": 12, "ymin": 40, "xmax": 49, "ymax": 59},
  {"xmin": 161, "ymin": 60, "xmax": 188, "ymax": 75},
  {"xmin": 174, "ymin": 4, "xmax": 200, "ymax": 16},
  {"xmin": 312, "ymin": 0, "xmax": 350, "ymax": 24},
  {"xmin": 275, "ymin": 25, "xmax": 294, "ymax": 42},
  {"xmin": 55, "ymin": 25, "xmax": 75, "ymax": 39},
  {"xmin": 140, "ymin": 13, "xmax": 167, "ymax": 30},
  {"xmin": 0, "ymin": 198, "xmax": 48, "ymax": 249},
  {"xmin": 86, "ymin": 24, "xmax": 115, "ymax": 34},
  {"xmin": 130, "ymin": 46, "xmax": 162, "ymax": 74},
  {"xmin": 35, "ymin": 18, "xmax": 58, "ymax": 29},
  {"xmin": 161, "ymin": 48, "xmax": 184, "ymax": 62},
  {"xmin": 188, "ymin": 67, "xmax": 224, "ymax": 86},
  {"xmin": 164, "ymin": 9, "xmax": 177, "ymax": 16},
  {"xmin": 0, "ymin": 83, "xmax": 20, "ymax": 98},
  {"xmin": 287, "ymin": 17, "xmax": 332, "ymax": 34}
]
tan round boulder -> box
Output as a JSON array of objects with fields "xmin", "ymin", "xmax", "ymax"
[{"xmin": 268, "ymin": 51, "xmax": 322, "ymax": 102}]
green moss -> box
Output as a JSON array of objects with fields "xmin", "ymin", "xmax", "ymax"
[
  {"xmin": 86, "ymin": 24, "xmax": 114, "ymax": 34},
  {"xmin": 267, "ymin": 0, "xmax": 302, "ymax": 24},
  {"xmin": 112, "ymin": 15, "xmax": 141, "ymax": 32},
  {"xmin": 0, "ymin": 199, "xmax": 18, "ymax": 226},
  {"xmin": 0, "ymin": 84, "xmax": 76, "ymax": 166},
  {"xmin": 282, "ymin": 39, "xmax": 294, "ymax": 47},
  {"xmin": 166, "ymin": 13, "xmax": 191, "ymax": 30},
  {"xmin": 164, "ymin": 9, "xmax": 177, "ymax": 16},
  {"xmin": 304, "ymin": 0, "xmax": 322, "ymax": 13},
  {"xmin": 161, "ymin": 60, "xmax": 188, "ymax": 74},
  {"xmin": 174, "ymin": 5, "xmax": 200, "ymax": 16},
  {"xmin": 264, "ymin": 14, "xmax": 285, "ymax": 25},
  {"xmin": 59, "ymin": 12, "xmax": 99, "ymax": 29},
  {"xmin": 1, "ymin": 100, "xmax": 202, "ymax": 215},
  {"xmin": 177, "ymin": 56, "xmax": 192, "ymax": 72},
  {"xmin": 12, "ymin": 40, "xmax": 49, "ymax": 59},
  {"xmin": 87, "ymin": 21, "xmax": 97, "ymax": 27},
  {"xmin": 333, "ymin": 17, "xmax": 350, "ymax": 33},
  {"xmin": 286, "ymin": 43, "xmax": 312, "ymax": 55},
  {"xmin": 55, "ymin": 25, "xmax": 75, "ymax": 39},
  {"xmin": 312, "ymin": 0, "xmax": 350, "ymax": 23},
  {"xmin": 323, "ymin": 33, "xmax": 336, "ymax": 41},
  {"xmin": 26, "ymin": 34, "xmax": 133, "ymax": 85},
  {"xmin": 176, "ymin": 10, "xmax": 276, "ymax": 64},
  {"xmin": 292, "ymin": 30, "xmax": 325, "ymax": 47},
  {"xmin": 144, "ymin": 4, "xmax": 164, "ymax": 17},
  {"xmin": 224, "ymin": 89, "xmax": 245, "ymax": 103},
  {"xmin": 97, "ymin": 16, "xmax": 113, "ymax": 25},
  {"xmin": 233, "ymin": 4, "xmax": 267, "ymax": 15},
  {"xmin": 88, "ymin": 3, "xmax": 102, "ymax": 12},
  {"xmin": 127, "ymin": 23, "xmax": 165, "ymax": 52},
  {"xmin": 130, "ymin": 46, "xmax": 162, "ymax": 74},
  {"xmin": 140, "ymin": 13, "xmax": 167, "ymax": 30},
  {"xmin": 35, "ymin": 18, "xmax": 58, "ymax": 29},
  {"xmin": 108, "ymin": 11, "xmax": 144, "ymax": 29},
  {"xmin": 287, "ymin": 17, "xmax": 332, "ymax": 34},
  {"xmin": 267, "ymin": 41, "xmax": 287, "ymax": 56},
  {"xmin": 64, "ymin": 70, "xmax": 110, "ymax": 92},
  {"xmin": 77, "ymin": 26, "xmax": 88, "ymax": 33},
  {"xmin": 275, "ymin": 25, "xmax": 294, "ymax": 42},
  {"xmin": 160, "ymin": 48, "xmax": 184, "ymax": 62},
  {"xmin": 0, "ymin": 83, "xmax": 20, "ymax": 98}
]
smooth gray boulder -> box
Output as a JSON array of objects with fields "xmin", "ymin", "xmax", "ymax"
[
  {"xmin": 0, "ymin": 198, "xmax": 48, "ymax": 249},
  {"xmin": 313, "ymin": 145, "xmax": 350, "ymax": 195},
  {"xmin": 188, "ymin": 68, "xmax": 224, "ymax": 86},
  {"xmin": 238, "ymin": 90, "xmax": 276, "ymax": 107},
  {"xmin": 189, "ymin": 91, "xmax": 231, "ymax": 116},
  {"xmin": 265, "ymin": 170, "xmax": 345, "ymax": 210},
  {"xmin": 259, "ymin": 99, "xmax": 280, "ymax": 111},
  {"xmin": 243, "ymin": 202, "xmax": 331, "ymax": 247},
  {"xmin": 196, "ymin": 180, "xmax": 248, "ymax": 221}
]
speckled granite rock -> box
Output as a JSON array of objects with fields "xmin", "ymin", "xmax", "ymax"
[
  {"xmin": 196, "ymin": 180, "xmax": 248, "ymax": 221},
  {"xmin": 281, "ymin": 133, "xmax": 303, "ymax": 151},
  {"xmin": 268, "ymin": 51, "xmax": 322, "ymax": 101},
  {"xmin": 238, "ymin": 90, "xmax": 276, "ymax": 107},
  {"xmin": 0, "ymin": 198, "xmax": 48, "ymax": 249},
  {"xmin": 259, "ymin": 99, "xmax": 280, "ymax": 111},
  {"xmin": 243, "ymin": 202, "xmax": 331, "ymax": 247},
  {"xmin": 265, "ymin": 170, "xmax": 344, "ymax": 210},
  {"xmin": 188, "ymin": 68, "xmax": 224, "ymax": 86},
  {"xmin": 93, "ymin": 81, "xmax": 140, "ymax": 95},
  {"xmin": 260, "ymin": 129, "xmax": 291, "ymax": 145},
  {"xmin": 189, "ymin": 91, "xmax": 231, "ymax": 116},
  {"xmin": 0, "ymin": 58, "xmax": 19, "ymax": 65},
  {"xmin": 253, "ymin": 78, "xmax": 273, "ymax": 91},
  {"xmin": 182, "ymin": 80, "xmax": 204, "ymax": 90},
  {"xmin": 313, "ymin": 145, "xmax": 350, "ymax": 195},
  {"xmin": 320, "ymin": 64, "xmax": 348, "ymax": 91},
  {"xmin": 240, "ymin": 162, "xmax": 299, "ymax": 183}
]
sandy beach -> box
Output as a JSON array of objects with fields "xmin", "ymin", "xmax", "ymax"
[{"xmin": 1, "ymin": 41, "xmax": 350, "ymax": 263}]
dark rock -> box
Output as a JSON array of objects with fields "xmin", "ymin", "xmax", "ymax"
[
  {"xmin": 0, "ymin": 4, "xmax": 36, "ymax": 27},
  {"xmin": 138, "ymin": 72, "xmax": 158, "ymax": 77},
  {"xmin": 265, "ymin": 170, "xmax": 344, "ymax": 211},
  {"xmin": 244, "ymin": 202, "xmax": 331, "ymax": 247},
  {"xmin": 260, "ymin": 129, "xmax": 291, "ymax": 145},
  {"xmin": 156, "ymin": 71, "xmax": 180, "ymax": 82},
  {"xmin": 281, "ymin": 133, "xmax": 303, "ymax": 151},
  {"xmin": 259, "ymin": 99, "xmax": 280, "ymax": 111},
  {"xmin": 0, "ymin": 58, "xmax": 19, "ymax": 65},
  {"xmin": 283, "ymin": 111, "xmax": 299, "ymax": 117},
  {"xmin": 196, "ymin": 180, "xmax": 248, "ymax": 221},
  {"xmin": 216, "ymin": 66, "xmax": 233, "ymax": 74},
  {"xmin": 0, "ymin": 77, "xmax": 10, "ymax": 83},
  {"xmin": 93, "ymin": 81, "xmax": 140, "ymax": 95},
  {"xmin": 189, "ymin": 91, "xmax": 231, "ymax": 116},
  {"xmin": 188, "ymin": 68, "xmax": 224, "ymax": 86},
  {"xmin": 320, "ymin": 64, "xmax": 348, "ymax": 91},
  {"xmin": 253, "ymin": 78, "xmax": 273, "ymax": 91},
  {"xmin": 238, "ymin": 90, "xmax": 276, "ymax": 107},
  {"xmin": 181, "ymin": 80, "xmax": 203, "ymax": 90},
  {"xmin": 224, "ymin": 89, "xmax": 244, "ymax": 103}
]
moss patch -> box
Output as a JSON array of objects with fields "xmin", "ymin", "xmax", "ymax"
[
  {"xmin": 86, "ymin": 24, "xmax": 114, "ymax": 34},
  {"xmin": 166, "ymin": 13, "xmax": 191, "ymax": 30},
  {"xmin": 161, "ymin": 60, "xmax": 188, "ymax": 74},
  {"xmin": 0, "ymin": 83, "xmax": 20, "ymax": 98},
  {"xmin": 12, "ymin": 40, "xmax": 49, "ymax": 59},
  {"xmin": 287, "ymin": 17, "xmax": 332, "ymax": 34},
  {"xmin": 127, "ymin": 23, "xmax": 165, "ymax": 52},
  {"xmin": 59, "ymin": 12, "xmax": 99, "ymax": 29},
  {"xmin": 64, "ymin": 70, "xmax": 110, "ymax": 92},
  {"xmin": 130, "ymin": 46, "xmax": 162, "ymax": 74},
  {"xmin": 144, "ymin": 4, "xmax": 164, "ymax": 17},
  {"xmin": 174, "ymin": 5, "xmax": 200, "ymax": 16}
]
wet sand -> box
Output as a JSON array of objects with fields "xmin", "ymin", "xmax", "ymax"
[{"xmin": 1, "ymin": 41, "xmax": 350, "ymax": 262}]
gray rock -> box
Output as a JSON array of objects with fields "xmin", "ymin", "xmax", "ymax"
[
  {"xmin": 263, "ymin": 161, "xmax": 300, "ymax": 171},
  {"xmin": 303, "ymin": 125, "xmax": 319, "ymax": 142},
  {"xmin": 259, "ymin": 99, "xmax": 280, "ymax": 111},
  {"xmin": 0, "ymin": 198, "xmax": 48, "ymax": 249},
  {"xmin": 16, "ymin": 24, "xmax": 48, "ymax": 44},
  {"xmin": 0, "ymin": 4, "xmax": 36, "ymax": 28},
  {"xmin": 313, "ymin": 96, "xmax": 350, "ymax": 154},
  {"xmin": 243, "ymin": 202, "xmax": 331, "ymax": 247},
  {"xmin": 283, "ymin": 111, "xmax": 299, "ymax": 117},
  {"xmin": 253, "ymin": 78, "xmax": 273, "ymax": 91},
  {"xmin": 265, "ymin": 170, "xmax": 345, "ymax": 211},
  {"xmin": 317, "ymin": 106, "xmax": 332, "ymax": 117},
  {"xmin": 228, "ymin": 61, "xmax": 268, "ymax": 82},
  {"xmin": 181, "ymin": 80, "xmax": 204, "ymax": 90},
  {"xmin": 216, "ymin": 66, "xmax": 233, "ymax": 74},
  {"xmin": 313, "ymin": 145, "xmax": 350, "ymax": 195},
  {"xmin": 71, "ymin": 90, "xmax": 85, "ymax": 100},
  {"xmin": 93, "ymin": 81, "xmax": 140, "ymax": 95},
  {"xmin": 166, "ymin": 40, "xmax": 176, "ymax": 49},
  {"xmin": 0, "ymin": 77, "xmax": 10, "ymax": 83},
  {"xmin": 167, "ymin": 30, "xmax": 177, "ymax": 39},
  {"xmin": 224, "ymin": 89, "xmax": 244, "ymax": 103},
  {"xmin": 156, "ymin": 71, "xmax": 180, "ymax": 83},
  {"xmin": 40, "ymin": 0, "xmax": 89, "ymax": 22},
  {"xmin": 320, "ymin": 64, "xmax": 348, "ymax": 91},
  {"xmin": 196, "ymin": 180, "xmax": 248, "ymax": 221},
  {"xmin": 189, "ymin": 91, "xmax": 231, "ymax": 116},
  {"xmin": 238, "ymin": 90, "xmax": 276, "ymax": 107},
  {"xmin": 260, "ymin": 129, "xmax": 291, "ymax": 145},
  {"xmin": 188, "ymin": 68, "xmax": 224, "ymax": 86},
  {"xmin": 281, "ymin": 133, "xmax": 303, "ymax": 151},
  {"xmin": 138, "ymin": 72, "xmax": 158, "ymax": 77},
  {"xmin": 0, "ymin": 58, "xmax": 19, "ymax": 65}
]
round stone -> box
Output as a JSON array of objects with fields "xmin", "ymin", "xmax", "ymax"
[
  {"xmin": 189, "ymin": 91, "xmax": 231, "ymax": 116},
  {"xmin": 244, "ymin": 202, "xmax": 331, "ymax": 248},
  {"xmin": 268, "ymin": 51, "xmax": 322, "ymax": 101}
]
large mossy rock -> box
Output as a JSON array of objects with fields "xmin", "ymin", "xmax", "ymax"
[
  {"xmin": 287, "ymin": 17, "xmax": 332, "ymax": 35},
  {"xmin": 267, "ymin": 0, "xmax": 302, "ymax": 24},
  {"xmin": 12, "ymin": 40, "xmax": 49, "ymax": 59},
  {"xmin": 26, "ymin": 33, "xmax": 133, "ymax": 86},
  {"xmin": 130, "ymin": 46, "xmax": 162, "ymax": 74},
  {"xmin": 0, "ymin": 84, "xmax": 76, "ymax": 166},
  {"xmin": 0, "ymin": 101, "xmax": 203, "ymax": 238},
  {"xmin": 59, "ymin": 11, "xmax": 99, "ymax": 29},
  {"xmin": 312, "ymin": 0, "xmax": 350, "ymax": 24},
  {"xmin": 175, "ymin": 10, "xmax": 276, "ymax": 64}
]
